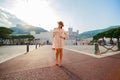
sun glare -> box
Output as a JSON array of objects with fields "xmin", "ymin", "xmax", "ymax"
[{"xmin": 11, "ymin": 0, "xmax": 62, "ymax": 30}]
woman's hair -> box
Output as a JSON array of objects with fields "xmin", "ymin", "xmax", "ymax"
[{"xmin": 58, "ymin": 21, "xmax": 64, "ymax": 28}]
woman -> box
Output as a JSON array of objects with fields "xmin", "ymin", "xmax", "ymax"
[{"xmin": 52, "ymin": 21, "xmax": 68, "ymax": 67}]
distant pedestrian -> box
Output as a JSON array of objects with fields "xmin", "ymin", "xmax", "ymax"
[
  {"xmin": 52, "ymin": 21, "xmax": 68, "ymax": 67},
  {"xmin": 46, "ymin": 40, "xmax": 49, "ymax": 45}
]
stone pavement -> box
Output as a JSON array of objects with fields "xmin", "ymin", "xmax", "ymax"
[
  {"xmin": 0, "ymin": 45, "xmax": 120, "ymax": 80},
  {"xmin": 65, "ymin": 45, "xmax": 120, "ymax": 58},
  {"xmin": 0, "ymin": 45, "xmax": 36, "ymax": 63}
]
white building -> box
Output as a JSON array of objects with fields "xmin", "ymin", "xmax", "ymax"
[
  {"xmin": 68, "ymin": 28, "xmax": 79, "ymax": 40},
  {"xmin": 30, "ymin": 31, "xmax": 53, "ymax": 44},
  {"xmin": 30, "ymin": 27, "xmax": 79, "ymax": 45},
  {"xmin": 65, "ymin": 28, "xmax": 79, "ymax": 45}
]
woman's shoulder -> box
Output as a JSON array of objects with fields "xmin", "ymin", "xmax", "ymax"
[{"xmin": 53, "ymin": 27, "xmax": 58, "ymax": 30}]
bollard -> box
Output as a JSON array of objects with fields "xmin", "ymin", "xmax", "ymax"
[
  {"xmin": 35, "ymin": 44, "xmax": 37, "ymax": 49},
  {"xmin": 39, "ymin": 43, "xmax": 40, "ymax": 47},
  {"xmin": 94, "ymin": 43, "xmax": 100, "ymax": 55},
  {"xmin": 27, "ymin": 43, "xmax": 29, "ymax": 52}
]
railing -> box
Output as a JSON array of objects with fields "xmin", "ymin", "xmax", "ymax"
[{"xmin": 94, "ymin": 43, "xmax": 118, "ymax": 55}]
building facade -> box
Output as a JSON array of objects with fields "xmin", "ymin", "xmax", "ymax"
[
  {"xmin": 68, "ymin": 28, "xmax": 79, "ymax": 40},
  {"xmin": 30, "ymin": 31, "xmax": 53, "ymax": 45},
  {"xmin": 30, "ymin": 27, "xmax": 79, "ymax": 45}
]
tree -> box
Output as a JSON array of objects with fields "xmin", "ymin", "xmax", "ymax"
[
  {"xmin": 113, "ymin": 28, "xmax": 120, "ymax": 50},
  {"xmin": 0, "ymin": 27, "xmax": 13, "ymax": 39},
  {"xmin": 105, "ymin": 28, "xmax": 117, "ymax": 45},
  {"xmin": 0, "ymin": 27, "xmax": 13, "ymax": 45},
  {"xmin": 93, "ymin": 32, "xmax": 106, "ymax": 45},
  {"xmin": 93, "ymin": 32, "xmax": 105, "ymax": 41},
  {"xmin": 10, "ymin": 35, "xmax": 34, "ymax": 45},
  {"xmin": 93, "ymin": 27, "xmax": 120, "ymax": 50}
]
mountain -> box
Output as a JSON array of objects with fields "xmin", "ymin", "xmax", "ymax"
[
  {"xmin": 78, "ymin": 26, "xmax": 120, "ymax": 38},
  {"xmin": 11, "ymin": 24, "xmax": 48, "ymax": 34},
  {"xmin": 0, "ymin": 8, "xmax": 48, "ymax": 34}
]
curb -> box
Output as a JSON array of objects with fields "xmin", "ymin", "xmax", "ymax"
[{"xmin": 64, "ymin": 48, "xmax": 120, "ymax": 58}]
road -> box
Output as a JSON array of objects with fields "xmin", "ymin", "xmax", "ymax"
[{"xmin": 0, "ymin": 45, "xmax": 120, "ymax": 80}]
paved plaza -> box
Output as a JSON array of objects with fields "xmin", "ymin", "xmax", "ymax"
[
  {"xmin": 0, "ymin": 45, "xmax": 120, "ymax": 80},
  {"xmin": 0, "ymin": 45, "xmax": 36, "ymax": 63},
  {"xmin": 65, "ymin": 45, "xmax": 120, "ymax": 58}
]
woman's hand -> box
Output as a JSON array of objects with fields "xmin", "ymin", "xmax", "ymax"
[{"xmin": 60, "ymin": 36, "xmax": 65, "ymax": 40}]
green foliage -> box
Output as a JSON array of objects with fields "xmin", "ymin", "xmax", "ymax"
[
  {"xmin": 93, "ymin": 27, "xmax": 120, "ymax": 50},
  {"xmin": 105, "ymin": 28, "xmax": 117, "ymax": 38},
  {"xmin": 10, "ymin": 35, "xmax": 34, "ymax": 39},
  {"xmin": 93, "ymin": 27, "xmax": 120, "ymax": 40},
  {"xmin": 0, "ymin": 27, "xmax": 13, "ymax": 39},
  {"xmin": 93, "ymin": 32, "xmax": 105, "ymax": 41},
  {"xmin": 113, "ymin": 28, "xmax": 120, "ymax": 38},
  {"xmin": 113, "ymin": 28, "xmax": 120, "ymax": 50}
]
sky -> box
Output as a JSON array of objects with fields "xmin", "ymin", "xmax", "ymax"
[{"xmin": 0, "ymin": 0, "xmax": 120, "ymax": 33}]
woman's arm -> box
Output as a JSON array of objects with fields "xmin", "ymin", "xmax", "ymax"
[
  {"xmin": 60, "ymin": 30, "xmax": 68, "ymax": 40},
  {"xmin": 64, "ymin": 31, "xmax": 68, "ymax": 39},
  {"xmin": 53, "ymin": 28, "xmax": 57, "ymax": 38}
]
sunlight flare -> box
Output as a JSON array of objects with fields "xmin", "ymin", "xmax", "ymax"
[{"xmin": 11, "ymin": 0, "xmax": 62, "ymax": 30}]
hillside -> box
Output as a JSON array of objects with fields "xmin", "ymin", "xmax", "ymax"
[
  {"xmin": 11, "ymin": 24, "xmax": 47, "ymax": 34},
  {"xmin": 0, "ymin": 8, "xmax": 48, "ymax": 34},
  {"xmin": 78, "ymin": 26, "xmax": 120, "ymax": 38}
]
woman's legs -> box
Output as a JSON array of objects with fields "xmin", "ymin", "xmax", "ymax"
[
  {"xmin": 55, "ymin": 49, "xmax": 59, "ymax": 65},
  {"xmin": 59, "ymin": 48, "xmax": 63, "ymax": 66},
  {"xmin": 55, "ymin": 48, "xmax": 63, "ymax": 66}
]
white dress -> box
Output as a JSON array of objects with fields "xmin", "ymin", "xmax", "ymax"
[{"xmin": 52, "ymin": 28, "xmax": 68, "ymax": 49}]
